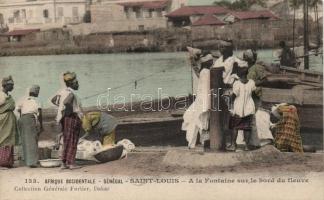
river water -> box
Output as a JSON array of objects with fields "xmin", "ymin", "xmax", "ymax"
[{"xmin": 0, "ymin": 50, "xmax": 322, "ymax": 108}]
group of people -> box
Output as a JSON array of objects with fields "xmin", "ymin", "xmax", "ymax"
[
  {"xmin": 0, "ymin": 41, "xmax": 307, "ymax": 169},
  {"xmin": 183, "ymin": 41, "xmax": 304, "ymax": 153},
  {"xmin": 0, "ymin": 72, "xmax": 118, "ymax": 169},
  {"xmin": 17, "ymin": 85, "xmax": 43, "ymax": 167},
  {"xmin": 0, "ymin": 77, "xmax": 42, "ymax": 168}
]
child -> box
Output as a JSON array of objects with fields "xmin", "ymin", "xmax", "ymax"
[{"xmin": 227, "ymin": 67, "xmax": 256, "ymax": 151}]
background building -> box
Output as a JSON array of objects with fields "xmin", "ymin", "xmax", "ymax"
[
  {"xmin": 0, "ymin": 0, "xmax": 88, "ymax": 30},
  {"xmin": 166, "ymin": 6, "xmax": 229, "ymax": 27},
  {"xmin": 70, "ymin": 0, "xmax": 188, "ymax": 35},
  {"xmin": 91, "ymin": 0, "xmax": 171, "ymax": 32}
]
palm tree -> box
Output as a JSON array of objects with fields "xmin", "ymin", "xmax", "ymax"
[
  {"xmin": 213, "ymin": 0, "xmax": 266, "ymax": 11},
  {"xmin": 289, "ymin": 0, "xmax": 303, "ymax": 49},
  {"xmin": 289, "ymin": 0, "xmax": 322, "ymax": 47},
  {"xmin": 248, "ymin": 0, "xmax": 266, "ymax": 8},
  {"xmin": 309, "ymin": 0, "xmax": 322, "ymax": 46},
  {"xmin": 213, "ymin": 0, "xmax": 233, "ymax": 8}
]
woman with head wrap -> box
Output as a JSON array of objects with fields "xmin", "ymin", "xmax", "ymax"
[
  {"xmin": 81, "ymin": 112, "xmax": 118, "ymax": 146},
  {"xmin": 242, "ymin": 49, "xmax": 276, "ymax": 148},
  {"xmin": 51, "ymin": 72, "xmax": 83, "ymax": 170},
  {"xmin": 182, "ymin": 53, "xmax": 213, "ymax": 148},
  {"xmin": 270, "ymin": 103, "xmax": 303, "ymax": 153},
  {"xmin": 244, "ymin": 49, "xmax": 267, "ymax": 100},
  {"xmin": 0, "ymin": 76, "xmax": 18, "ymax": 168},
  {"xmin": 17, "ymin": 85, "xmax": 43, "ymax": 167}
]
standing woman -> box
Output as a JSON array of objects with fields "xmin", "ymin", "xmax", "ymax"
[
  {"xmin": 0, "ymin": 76, "xmax": 18, "ymax": 168},
  {"xmin": 17, "ymin": 85, "xmax": 43, "ymax": 168},
  {"xmin": 182, "ymin": 53, "xmax": 213, "ymax": 149},
  {"xmin": 53, "ymin": 72, "xmax": 83, "ymax": 170}
]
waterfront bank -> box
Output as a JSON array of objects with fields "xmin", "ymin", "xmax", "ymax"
[
  {"xmin": 1, "ymin": 26, "xmax": 321, "ymax": 57},
  {"xmin": 1, "ymin": 51, "xmax": 322, "ymax": 107}
]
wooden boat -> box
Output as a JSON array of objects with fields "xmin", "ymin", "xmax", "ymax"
[
  {"xmin": 40, "ymin": 87, "xmax": 322, "ymax": 151},
  {"xmin": 261, "ymin": 66, "xmax": 323, "ymax": 130},
  {"xmin": 41, "ymin": 97, "xmax": 189, "ymax": 147}
]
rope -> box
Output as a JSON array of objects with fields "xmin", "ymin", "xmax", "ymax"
[{"xmin": 81, "ymin": 68, "xmax": 167, "ymax": 100}]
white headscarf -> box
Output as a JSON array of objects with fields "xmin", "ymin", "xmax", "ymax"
[
  {"xmin": 271, "ymin": 103, "xmax": 288, "ymax": 118},
  {"xmin": 243, "ymin": 49, "xmax": 254, "ymax": 60},
  {"xmin": 200, "ymin": 54, "xmax": 213, "ymax": 63}
]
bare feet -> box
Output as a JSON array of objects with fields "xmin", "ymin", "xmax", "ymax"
[
  {"xmin": 60, "ymin": 163, "xmax": 69, "ymax": 170},
  {"xmin": 226, "ymin": 144, "xmax": 237, "ymax": 151},
  {"xmin": 68, "ymin": 165, "xmax": 82, "ymax": 170}
]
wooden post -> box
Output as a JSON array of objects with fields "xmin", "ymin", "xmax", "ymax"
[
  {"xmin": 303, "ymin": 0, "xmax": 309, "ymax": 69},
  {"xmin": 209, "ymin": 67, "xmax": 225, "ymax": 151}
]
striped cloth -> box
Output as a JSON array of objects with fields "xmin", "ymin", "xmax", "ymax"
[
  {"xmin": 229, "ymin": 114, "xmax": 253, "ymax": 130},
  {"xmin": 0, "ymin": 145, "xmax": 14, "ymax": 168},
  {"xmin": 274, "ymin": 105, "xmax": 303, "ymax": 153},
  {"xmin": 62, "ymin": 114, "xmax": 81, "ymax": 165}
]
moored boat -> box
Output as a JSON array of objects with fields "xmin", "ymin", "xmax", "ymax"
[{"xmin": 261, "ymin": 66, "xmax": 323, "ymax": 130}]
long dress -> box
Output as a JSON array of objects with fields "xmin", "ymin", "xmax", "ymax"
[
  {"xmin": 182, "ymin": 68, "xmax": 211, "ymax": 148},
  {"xmin": 0, "ymin": 91, "xmax": 17, "ymax": 167},
  {"xmin": 55, "ymin": 87, "xmax": 83, "ymax": 165},
  {"xmin": 17, "ymin": 96, "xmax": 41, "ymax": 166},
  {"xmin": 274, "ymin": 105, "xmax": 303, "ymax": 152},
  {"xmin": 229, "ymin": 80, "xmax": 256, "ymax": 130},
  {"xmin": 246, "ymin": 63, "xmax": 266, "ymax": 147}
]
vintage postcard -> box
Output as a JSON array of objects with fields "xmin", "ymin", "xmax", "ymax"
[{"xmin": 0, "ymin": 0, "xmax": 323, "ymax": 199}]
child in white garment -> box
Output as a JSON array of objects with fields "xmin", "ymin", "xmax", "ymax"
[{"xmin": 227, "ymin": 67, "xmax": 256, "ymax": 151}]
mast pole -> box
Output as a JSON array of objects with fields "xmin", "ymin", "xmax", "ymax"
[
  {"xmin": 293, "ymin": 6, "xmax": 296, "ymax": 52},
  {"xmin": 53, "ymin": 0, "xmax": 57, "ymax": 23},
  {"xmin": 303, "ymin": 0, "xmax": 309, "ymax": 69}
]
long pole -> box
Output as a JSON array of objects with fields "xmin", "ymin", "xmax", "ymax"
[
  {"xmin": 315, "ymin": 5, "xmax": 320, "ymax": 47},
  {"xmin": 189, "ymin": 57, "xmax": 194, "ymax": 95},
  {"xmin": 293, "ymin": 7, "xmax": 296, "ymax": 51},
  {"xmin": 285, "ymin": 0, "xmax": 290, "ymax": 42},
  {"xmin": 209, "ymin": 67, "xmax": 225, "ymax": 151},
  {"xmin": 303, "ymin": 0, "xmax": 309, "ymax": 69},
  {"xmin": 53, "ymin": 0, "xmax": 57, "ymax": 23}
]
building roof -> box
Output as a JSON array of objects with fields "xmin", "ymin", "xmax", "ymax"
[
  {"xmin": 5, "ymin": 29, "xmax": 40, "ymax": 36},
  {"xmin": 229, "ymin": 10, "xmax": 280, "ymax": 20},
  {"xmin": 192, "ymin": 15, "xmax": 225, "ymax": 26},
  {"xmin": 119, "ymin": 0, "xmax": 170, "ymax": 9},
  {"xmin": 166, "ymin": 6, "xmax": 229, "ymax": 18}
]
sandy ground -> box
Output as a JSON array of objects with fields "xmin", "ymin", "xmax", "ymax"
[
  {"xmin": 1, "ymin": 146, "xmax": 324, "ymax": 176},
  {"xmin": 1, "ymin": 147, "xmax": 323, "ymax": 200}
]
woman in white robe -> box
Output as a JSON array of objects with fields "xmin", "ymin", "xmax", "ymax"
[{"xmin": 182, "ymin": 54, "xmax": 213, "ymax": 149}]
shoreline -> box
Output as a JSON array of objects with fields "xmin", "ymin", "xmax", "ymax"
[
  {"xmin": 0, "ymin": 39, "xmax": 313, "ymax": 58},
  {"xmin": 0, "ymin": 46, "xmax": 163, "ymax": 57}
]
